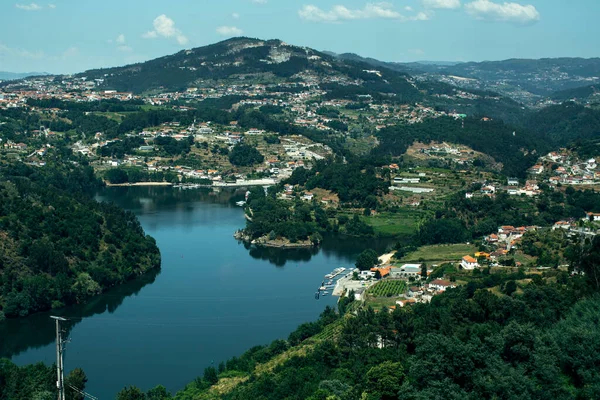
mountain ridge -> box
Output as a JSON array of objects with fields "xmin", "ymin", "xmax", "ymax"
[{"xmin": 0, "ymin": 71, "xmax": 49, "ymax": 81}]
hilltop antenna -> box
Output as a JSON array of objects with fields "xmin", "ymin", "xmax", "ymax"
[{"xmin": 51, "ymin": 316, "xmax": 67, "ymax": 400}]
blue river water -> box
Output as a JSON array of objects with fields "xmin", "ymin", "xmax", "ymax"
[{"xmin": 0, "ymin": 187, "xmax": 392, "ymax": 399}]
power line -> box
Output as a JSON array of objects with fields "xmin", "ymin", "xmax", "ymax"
[
  {"xmin": 69, "ymin": 384, "xmax": 98, "ymax": 400},
  {"xmin": 50, "ymin": 316, "xmax": 67, "ymax": 400},
  {"xmin": 51, "ymin": 316, "xmax": 98, "ymax": 400}
]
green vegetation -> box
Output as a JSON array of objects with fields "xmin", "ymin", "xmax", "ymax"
[
  {"xmin": 228, "ymin": 143, "xmax": 265, "ymax": 167},
  {"xmin": 0, "ymin": 359, "xmax": 87, "ymax": 400},
  {"xmin": 374, "ymin": 117, "xmax": 548, "ymax": 177},
  {"xmin": 243, "ymin": 187, "xmax": 323, "ymax": 243},
  {"xmin": 399, "ymin": 243, "xmax": 479, "ymax": 263},
  {"xmin": 417, "ymin": 189, "xmax": 600, "ymax": 246},
  {"xmin": 286, "ymin": 158, "xmax": 386, "ymax": 207},
  {"xmin": 364, "ymin": 211, "xmax": 422, "ymax": 237},
  {"xmin": 104, "ymin": 167, "xmax": 180, "ymax": 184},
  {"xmin": 366, "ymin": 280, "xmax": 407, "ymax": 297},
  {"xmin": 355, "ymin": 249, "xmax": 379, "ymax": 270},
  {"xmin": 0, "ymin": 162, "xmax": 160, "ymax": 318},
  {"xmin": 525, "ymin": 102, "xmax": 600, "ymax": 146}
]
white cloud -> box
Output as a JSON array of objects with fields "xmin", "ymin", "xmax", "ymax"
[
  {"xmin": 117, "ymin": 45, "xmax": 133, "ymax": 53},
  {"xmin": 216, "ymin": 26, "xmax": 244, "ymax": 36},
  {"xmin": 232, "ymin": 12, "xmax": 240, "ymax": 19},
  {"xmin": 409, "ymin": 48, "xmax": 425, "ymax": 55},
  {"xmin": 422, "ymin": 0, "xmax": 461, "ymax": 9},
  {"xmin": 48, "ymin": 3, "xmax": 55, "ymax": 8},
  {"xmin": 298, "ymin": 2, "xmax": 429, "ymax": 23},
  {"xmin": 116, "ymin": 34, "xmax": 126, "ymax": 44},
  {"xmin": 252, "ymin": 0, "xmax": 268, "ymax": 4},
  {"xmin": 143, "ymin": 14, "xmax": 188, "ymax": 45},
  {"xmin": 405, "ymin": 6, "xmax": 413, "ymax": 11},
  {"xmin": 15, "ymin": 3, "xmax": 43, "ymax": 11},
  {"xmin": 465, "ymin": 0, "xmax": 540, "ymax": 24}
]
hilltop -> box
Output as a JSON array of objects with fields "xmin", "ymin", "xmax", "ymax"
[{"xmin": 327, "ymin": 52, "xmax": 600, "ymax": 105}]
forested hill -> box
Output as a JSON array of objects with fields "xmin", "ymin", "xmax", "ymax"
[
  {"xmin": 77, "ymin": 36, "xmax": 428, "ymax": 104},
  {"xmin": 374, "ymin": 116, "xmax": 548, "ymax": 177},
  {"xmin": 524, "ymin": 102, "xmax": 600, "ymax": 148},
  {"xmin": 551, "ymin": 84, "xmax": 600, "ymax": 102},
  {"xmin": 0, "ymin": 162, "xmax": 161, "ymax": 318},
  {"xmin": 76, "ymin": 37, "xmax": 518, "ymax": 119}
]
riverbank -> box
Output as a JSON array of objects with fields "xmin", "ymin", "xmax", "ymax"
[
  {"xmin": 378, "ymin": 251, "xmax": 396, "ymax": 265},
  {"xmin": 234, "ymin": 231, "xmax": 316, "ymax": 248},
  {"xmin": 105, "ymin": 181, "xmax": 173, "ymax": 187}
]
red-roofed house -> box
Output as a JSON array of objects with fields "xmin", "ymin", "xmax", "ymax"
[{"xmin": 461, "ymin": 255, "xmax": 479, "ymax": 270}]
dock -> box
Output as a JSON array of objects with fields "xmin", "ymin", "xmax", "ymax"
[{"xmin": 333, "ymin": 271, "xmax": 375, "ymax": 296}]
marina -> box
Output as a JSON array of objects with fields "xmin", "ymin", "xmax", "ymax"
[
  {"xmin": 324, "ymin": 267, "xmax": 346, "ymax": 279},
  {"xmin": 315, "ymin": 267, "xmax": 348, "ymax": 300}
]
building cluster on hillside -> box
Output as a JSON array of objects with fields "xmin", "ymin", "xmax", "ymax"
[
  {"xmin": 534, "ymin": 150, "xmax": 599, "ymax": 186},
  {"xmin": 484, "ymin": 225, "xmax": 538, "ymax": 255},
  {"xmin": 465, "ymin": 178, "xmax": 543, "ymax": 199},
  {"xmin": 396, "ymin": 279, "xmax": 458, "ymax": 307}
]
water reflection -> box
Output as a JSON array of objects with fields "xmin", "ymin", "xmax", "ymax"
[
  {"xmin": 0, "ymin": 269, "xmax": 160, "ymax": 358},
  {"xmin": 96, "ymin": 186, "xmax": 246, "ymax": 212},
  {"xmin": 244, "ymin": 242, "xmax": 320, "ymax": 267}
]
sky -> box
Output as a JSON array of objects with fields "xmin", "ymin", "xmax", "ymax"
[{"xmin": 0, "ymin": 0, "xmax": 598, "ymax": 74}]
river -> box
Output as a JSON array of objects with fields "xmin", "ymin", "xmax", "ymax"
[{"xmin": 0, "ymin": 187, "xmax": 393, "ymax": 399}]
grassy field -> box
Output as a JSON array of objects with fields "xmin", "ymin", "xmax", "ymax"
[
  {"xmin": 399, "ymin": 243, "xmax": 478, "ymax": 263},
  {"xmin": 365, "ymin": 297, "xmax": 402, "ymax": 310},
  {"xmin": 365, "ymin": 210, "xmax": 426, "ymax": 237}
]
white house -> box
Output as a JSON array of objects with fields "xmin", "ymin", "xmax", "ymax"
[
  {"xmin": 587, "ymin": 212, "xmax": 600, "ymax": 222},
  {"xmin": 429, "ymin": 279, "xmax": 456, "ymax": 292},
  {"xmin": 461, "ymin": 256, "xmax": 479, "ymax": 270}
]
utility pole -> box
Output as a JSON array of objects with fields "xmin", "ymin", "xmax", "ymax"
[{"xmin": 51, "ymin": 316, "xmax": 67, "ymax": 400}]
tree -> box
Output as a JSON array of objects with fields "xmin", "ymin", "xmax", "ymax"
[
  {"xmin": 421, "ymin": 264, "xmax": 428, "ymax": 280},
  {"xmin": 146, "ymin": 386, "xmax": 172, "ymax": 399},
  {"xmin": 579, "ymin": 236, "xmax": 600, "ymax": 290},
  {"xmin": 504, "ymin": 280, "xmax": 517, "ymax": 296},
  {"xmin": 117, "ymin": 386, "xmax": 146, "ymax": 400},
  {"xmin": 105, "ymin": 168, "xmax": 129, "ymax": 184},
  {"xmin": 228, "ymin": 143, "xmax": 264, "ymax": 166},
  {"xmin": 356, "ymin": 249, "xmax": 379, "ymax": 271},
  {"xmin": 366, "ymin": 361, "xmax": 405, "ymax": 400},
  {"xmin": 203, "ymin": 366, "xmax": 219, "ymax": 385},
  {"xmin": 65, "ymin": 368, "xmax": 88, "ymax": 400}
]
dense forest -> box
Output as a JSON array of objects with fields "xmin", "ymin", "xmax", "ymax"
[
  {"xmin": 0, "ymin": 162, "xmax": 161, "ymax": 318},
  {"xmin": 286, "ymin": 159, "xmax": 387, "ymax": 208},
  {"xmin": 243, "ymin": 187, "xmax": 324, "ymax": 244},
  {"xmin": 374, "ymin": 117, "xmax": 548, "ymax": 177},
  {"xmin": 524, "ymin": 102, "xmax": 600, "ymax": 146}
]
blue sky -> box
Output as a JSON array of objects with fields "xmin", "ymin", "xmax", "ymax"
[{"xmin": 1, "ymin": 0, "xmax": 598, "ymax": 73}]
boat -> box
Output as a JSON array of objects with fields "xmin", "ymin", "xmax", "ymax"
[
  {"xmin": 319, "ymin": 286, "xmax": 327, "ymax": 291},
  {"xmin": 235, "ymin": 201, "xmax": 246, "ymax": 206},
  {"xmin": 321, "ymin": 291, "xmax": 329, "ymax": 296}
]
